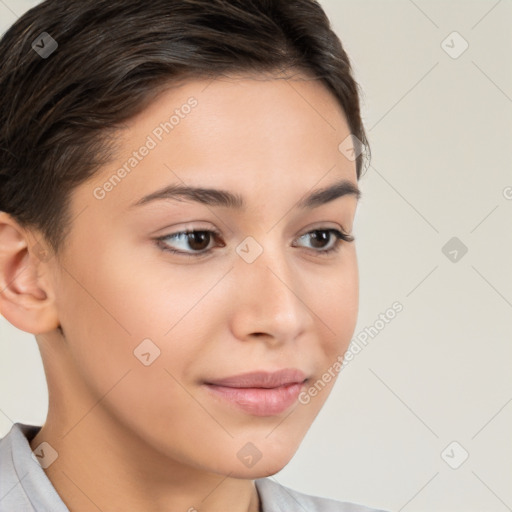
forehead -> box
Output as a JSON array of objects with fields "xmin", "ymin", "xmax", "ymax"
[{"xmin": 81, "ymin": 72, "xmax": 357, "ymax": 220}]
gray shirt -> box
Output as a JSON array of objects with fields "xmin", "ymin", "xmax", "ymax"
[{"xmin": 0, "ymin": 423, "xmax": 387, "ymax": 512}]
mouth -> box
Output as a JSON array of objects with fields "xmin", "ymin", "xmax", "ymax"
[{"xmin": 203, "ymin": 369, "xmax": 309, "ymax": 416}]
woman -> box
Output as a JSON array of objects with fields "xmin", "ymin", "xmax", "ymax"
[{"xmin": 0, "ymin": 0, "xmax": 386, "ymax": 510}]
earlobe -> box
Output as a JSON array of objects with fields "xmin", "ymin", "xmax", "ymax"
[{"xmin": 0, "ymin": 212, "xmax": 60, "ymax": 334}]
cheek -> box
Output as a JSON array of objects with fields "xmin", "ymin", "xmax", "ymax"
[
  {"xmin": 53, "ymin": 245, "xmax": 187, "ymax": 394},
  {"xmin": 311, "ymin": 249, "xmax": 359, "ymax": 355},
  {"xmin": 295, "ymin": 258, "xmax": 358, "ymax": 413},
  {"xmin": 54, "ymin": 252, "xmax": 211, "ymax": 438},
  {"xmin": 60, "ymin": 246, "xmax": 226, "ymax": 399}
]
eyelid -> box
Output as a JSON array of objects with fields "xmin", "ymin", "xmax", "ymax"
[{"xmin": 296, "ymin": 221, "xmax": 350, "ymax": 237}]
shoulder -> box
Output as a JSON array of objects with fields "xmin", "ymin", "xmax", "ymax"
[
  {"xmin": 0, "ymin": 422, "xmax": 36, "ymax": 511},
  {"xmin": 254, "ymin": 477, "xmax": 389, "ymax": 512},
  {"xmin": 0, "ymin": 422, "xmax": 69, "ymax": 512}
]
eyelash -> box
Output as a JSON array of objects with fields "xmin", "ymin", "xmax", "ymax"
[{"xmin": 155, "ymin": 228, "xmax": 354, "ymax": 258}]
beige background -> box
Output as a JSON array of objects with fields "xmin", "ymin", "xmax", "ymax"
[{"xmin": 1, "ymin": 1, "xmax": 511, "ymax": 511}]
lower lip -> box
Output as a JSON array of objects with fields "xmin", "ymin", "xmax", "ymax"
[{"xmin": 203, "ymin": 381, "xmax": 306, "ymax": 416}]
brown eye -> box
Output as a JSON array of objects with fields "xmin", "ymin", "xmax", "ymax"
[
  {"xmin": 294, "ymin": 229, "xmax": 354, "ymax": 255},
  {"xmin": 186, "ymin": 231, "xmax": 212, "ymax": 251},
  {"xmin": 156, "ymin": 229, "xmax": 222, "ymax": 257},
  {"xmin": 308, "ymin": 230, "xmax": 331, "ymax": 249}
]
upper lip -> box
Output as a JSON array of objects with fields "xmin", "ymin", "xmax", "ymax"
[{"xmin": 204, "ymin": 369, "xmax": 307, "ymax": 388}]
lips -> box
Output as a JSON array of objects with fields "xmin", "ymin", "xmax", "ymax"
[
  {"xmin": 203, "ymin": 369, "xmax": 308, "ymax": 416},
  {"xmin": 204, "ymin": 368, "xmax": 307, "ymax": 388}
]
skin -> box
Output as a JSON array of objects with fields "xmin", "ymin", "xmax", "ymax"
[{"xmin": 0, "ymin": 71, "xmax": 360, "ymax": 512}]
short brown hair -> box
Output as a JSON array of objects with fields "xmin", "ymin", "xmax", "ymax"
[{"xmin": 0, "ymin": 0, "xmax": 370, "ymax": 255}]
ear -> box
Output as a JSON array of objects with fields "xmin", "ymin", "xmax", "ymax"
[{"xmin": 0, "ymin": 212, "xmax": 60, "ymax": 334}]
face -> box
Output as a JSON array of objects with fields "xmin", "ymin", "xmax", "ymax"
[{"xmin": 42, "ymin": 72, "xmax": 360, "ymax": 478}]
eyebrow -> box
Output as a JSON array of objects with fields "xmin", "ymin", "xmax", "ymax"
[{"xmin": 130, "ymin": 178, "xmax": 361, "ymax": 210}]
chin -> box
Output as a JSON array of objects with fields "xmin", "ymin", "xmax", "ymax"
[
  {"xmin": 225, "ymin": 445, "xmax": 298, "ymax": 480},
  {"xmin": 248, "ymin": 460, "xmax": 291, "ymax": 479},
  {"xmin": 223, "ymin": 461, "xmax": 292, "ymax": 480}
]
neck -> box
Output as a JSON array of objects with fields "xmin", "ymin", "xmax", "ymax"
[{"xmin": 30, "ymin": 407, "xmax": 261, "ymax": 512}]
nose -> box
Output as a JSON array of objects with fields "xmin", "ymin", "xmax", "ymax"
[{"xmin": 229, "ymin": 239, "xmax": 314, "ymax": 347}]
